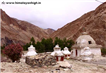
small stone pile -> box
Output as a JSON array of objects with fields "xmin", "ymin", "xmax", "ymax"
[{"xmin": 25, "ymin": 53, "xmax": 56, "ymax": 67}]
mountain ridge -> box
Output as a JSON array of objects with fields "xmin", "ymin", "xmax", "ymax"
[
  {"xmin": 1, "ymin": 9, "xmax": 50, "ymax": 46},
  {"xmin": 51, "ymin": 2, "xmax": 106, "ymax": 48}
]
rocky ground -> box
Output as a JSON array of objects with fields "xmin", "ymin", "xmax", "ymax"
[{"xmin": 1, "ymin": 56, "xmax": 106, "ymax": 73}]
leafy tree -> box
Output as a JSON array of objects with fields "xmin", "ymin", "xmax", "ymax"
[
  {"xmin": 63, "ymin": 38, "xmax": 67, "ymax": 47},
  {"xmin": 48, "ymin": 38, "xmax": 54, "ymax": 52},
  {"xmin": 23, "ymin": 37, "xmax": 35, "ymax": 51},
  {"xmin": 35, "ymin": 42, "xmax": 45, "ymax": 53},
  {"xmin": 23, "ymin": 37, "xmax": 74, "ymax": 52},
  {"xmin": 54, "ymin": 37, "xmax": 74, "ymax": 51},
  {"xmin": 67, "ymin": 39, "xmax": 75, "ymax": 51},
  {"xmin": 41, "ymin": 38, "xmax": 53, "ymax": 52},
  {"xmin": 30, "ymin": 37, "xmax": 36, "ymax": 46},
  {"xmin": 54, "ymin": 37, "xmax": 64, "ymax": 50},
  {"xmin": 23, "ymin": 42, "xmax": 31, "ymax": 51}
]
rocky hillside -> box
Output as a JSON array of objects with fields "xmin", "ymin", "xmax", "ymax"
[
  {"xmin": 1, "ymin": 9, "xmax": 49, "ymax": 46},
  {"xmin": 44, "ymin": 28, "xmax": 55, "ymax": 35},
  {"xmin": 51, "ymin": 2, "xmax": 106, "ymax": 48}
]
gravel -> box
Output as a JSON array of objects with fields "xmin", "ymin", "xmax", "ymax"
[{"xmin": 1, "ymin": 55, "xmax": 106, "ymax": 73}]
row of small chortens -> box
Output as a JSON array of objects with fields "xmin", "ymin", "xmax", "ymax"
[
  {"xmin": 23, "ymin": 45, "xmax": 93, "ymax": 62},
  {"xmin": 23, "ymin": 44, "xmax": 71, "ymax": 60},
  {"xmin": 51, "ymin": 44, "xmax": 71, "ymax": 61}
]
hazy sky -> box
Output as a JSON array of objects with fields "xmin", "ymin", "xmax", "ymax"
[{"xmin": 1, "ymin": 0, "xmax": 105, "ymax": 30}]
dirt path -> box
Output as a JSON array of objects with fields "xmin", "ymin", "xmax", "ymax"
[
  {"xmin": 1, "ymin": 52, "xmax": 106, "ymax": 73},
  {"xmin": 1, "ymin": 58, "xmax": 106, "ymax": 73}
]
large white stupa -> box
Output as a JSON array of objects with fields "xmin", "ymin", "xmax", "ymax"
[{"xmin": 72, "ymin": 32, "xmax": 102, "ymax": 58}]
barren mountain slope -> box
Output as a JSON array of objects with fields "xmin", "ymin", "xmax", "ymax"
[
  {"xmin": 1, "ymin": 9, "xmax": 49, "ymax": 46},
  {"xmin": 44, "ymin": 28, "xmax": 55, "ymax": 35},
  {"xmin": 51, "ymin": 2, "xmax": 106, "ymax": 48}
]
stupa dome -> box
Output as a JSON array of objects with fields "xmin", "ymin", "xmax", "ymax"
[
  {"xmin": 76, "ymin": 32, "xmax": 96, "ymax": 45},
  {"xmin": 53, "ymin": 44, "xmax": 61, "ymax": 51},
  {"xmin": 26, "ymin": 45, "xmax": 37, "ymax": 56},
  {"xmin": 28, "ymin": 45, "xmax": 35, "ymax": 51},
  {"xmin": 63, "ymin": 47, "xmax": 71, "ymax": 54}
]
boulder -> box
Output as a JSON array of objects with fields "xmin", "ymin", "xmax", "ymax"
[{"xmin": 57, "ymin": 61, "xmax": 72, "ymax": 69}]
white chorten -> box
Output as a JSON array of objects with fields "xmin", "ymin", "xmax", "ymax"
[
  {"xmin": 63, "ymin": 47, "xmax": 71, "ymax": 58},
  {"xmin": 51, "ymin": 44, "xmax": 62, "ymax": 56},
  {"xmin": 81, "ymin": 47, "xmax": 93, "ymax": 61},
  {"xmin": 63, "ymin": 47, "xmax": 71, "ymax": 54},
  {"xmin": 26, "ymin": 45, "xmax": 37, "ymax": 56},
  {"xmin": 81, "ymin": 47, "xmax": 92, "ymax": 56},
  {"xmin": 51, "ymin": 44, "xmax": 64, "ymax": 61}
]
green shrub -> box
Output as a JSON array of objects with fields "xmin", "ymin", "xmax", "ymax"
[
  {"xmin": 2, "ymin": 44, "xmax": 23, "ymax": 62},
  {"xmin": 1, "ymin": 45, "xmax": 5, "ymax": 51},
  {"xmin": 101, "ymin": 48, "xmax": 106, "ymax": 55},
  {"xmin": 23, "ymin": 42, "xmax": 31, "ymax": 51},
  {"xmin": 0, "ymin": 45, "xmax": 5, "ymax": 50}
]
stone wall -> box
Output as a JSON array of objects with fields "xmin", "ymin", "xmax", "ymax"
[{"xmin": 25, "ymin": 53, "xmax": 56, "ymax": 67}]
